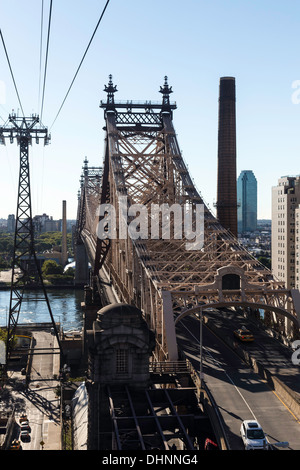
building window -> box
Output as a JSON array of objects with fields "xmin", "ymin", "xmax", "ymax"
[{"xmin": 116, "ymin": 349, "xmax": 128, "ymax": 374}]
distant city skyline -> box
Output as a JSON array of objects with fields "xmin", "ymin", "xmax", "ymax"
[{"xmin": 0, "ymin": 211, "xmax": 75, "ymax": 231}]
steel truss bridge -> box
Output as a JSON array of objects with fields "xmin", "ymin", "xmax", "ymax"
[{"xmin": 75, "ymin": 75, "xmax": 300, "ymax": 362}]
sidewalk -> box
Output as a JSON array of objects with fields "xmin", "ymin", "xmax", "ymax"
[{"xmin": 43, "ymin": 420, "xmax": 61, "ymax": 450}]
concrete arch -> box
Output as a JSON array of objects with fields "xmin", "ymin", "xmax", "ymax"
[{"xmin": 174, "ymin": 300, "xmax": 300, "ymax": 329}]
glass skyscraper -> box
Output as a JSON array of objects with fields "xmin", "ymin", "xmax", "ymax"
[{"xmin": 237, "ymin": 170, "xmax": 257, "ymax": 233}]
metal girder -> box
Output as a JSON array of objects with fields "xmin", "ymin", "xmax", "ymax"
[{"xmin": 106, "ymin": 385, "xmax": 198, "ymax": 450}]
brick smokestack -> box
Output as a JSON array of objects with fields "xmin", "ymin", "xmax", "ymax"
[{"xmin": 216, "ymin": 77, "xmax": 238, "ymax": 237}]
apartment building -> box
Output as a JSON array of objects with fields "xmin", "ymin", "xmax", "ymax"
[
  {"xmin": 296, "ymin": 206, "xmax": 300, "ymax": 290},
  {"xmin": 271, "ymin": 176, "xmax": 300, "ymax": 289}
]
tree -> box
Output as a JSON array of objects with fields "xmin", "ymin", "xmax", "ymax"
[
  {"xmin": 64, "ymin": 267, "xmax": 75, "ymax": 277},
  {"xmin": 257, "ymin": 256, "xmax": 271, "ymax": 270},
  {"xmin": 0, "ymin": 256, "xmax": 10, "ymax": 269},
  {"xmin": 42, "ymin": 260, "xmax": 64, "ymax": 276}
]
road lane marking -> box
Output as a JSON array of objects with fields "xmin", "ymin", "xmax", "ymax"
[
  {"xmin": 271, "ymin": 389, "xmax": 300, "ymax": 424},
  {"xmin": 182, "ymin": 319, "xmax": 300, "ymax": 427}
]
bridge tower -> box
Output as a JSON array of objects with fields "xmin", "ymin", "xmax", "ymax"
[
  {"xmin": 76, "ymin": 77, "xmax": 300, "ymax": 362},
  {"xmin": 74, "ymin": 157, "xmax": 102, "ymax": 288}
]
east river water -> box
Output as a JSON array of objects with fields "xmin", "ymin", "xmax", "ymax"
[{"xmin": 0, "ymin": 287, "xmax": 84, "ymax": 332}]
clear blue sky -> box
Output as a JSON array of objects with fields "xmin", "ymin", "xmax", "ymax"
[{"xmin": 1, "ymin": 0, "xmax": 300, "ymax": 221}]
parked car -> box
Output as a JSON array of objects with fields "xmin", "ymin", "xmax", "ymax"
[
  {"xmin": 20, "ymin": 429, "xmax": 30, "ymax": 442},
  {"xmin": 234, "ymin": 327, "xmax": 254, "ymax": 342},
  {"xmin": 19, "ymin": 413, "xmax": 28, "ymax": 423},
  {"xmin": 20, "ymin": 421, "xmax": 30, "ymax": 431},
  {"xmin": 240, "ymin": 420, "xmax": 268, "ymax": 450}
]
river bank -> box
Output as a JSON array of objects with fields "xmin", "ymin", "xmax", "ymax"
[
  {"xmin": 0, "ymin": 269, "xmax": 84, "ymax": 290},
  {"xmin": 0, "ymin": 284, "xmax": 84, "ymax": 290}
]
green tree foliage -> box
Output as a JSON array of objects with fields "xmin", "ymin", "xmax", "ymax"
[
  {"xmin": 42, "ymin": 259, "xmax": 64, "ymax": 276},
  {"xmin": 0, "ymin": 231, "xmax": 75, "ymax": 286},
  {"xmin": 0, "ymin": 234, "xmax": 14, "ymax": 255},
  {"xmin": 0, "ymin": 328, "xmax": 17, "ymax": 351},
  {"xmin": 41, "ymin": 260, "xmax": 74, "ymax": 285},
  {"xmin": 0, "ymin": 328, "xmax": 7, "ymax": 343},
  {"xmin": 0, "ymin": 256, "xmax": 10, "ymax": 269},
  {"xmin": 0, "ymin": 231, "xmax": 73, "ymax": 259},
  {"xmin": 257, "ymin": 256, "xmax": 271, "ymax": 270},
  {"xmin": 64, "ymin": 267, "xmax": 75, "ymax": 277},
  {"xmin": 35, "ymin": 232, "xmax": 73, "ymax": 255}
]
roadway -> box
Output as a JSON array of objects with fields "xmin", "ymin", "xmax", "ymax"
[
  {"xmin": 3, "ymin": 330, "xmax": 61, "ymax": 450},
  {"xmin": 176, "ymin": 314, "xmax": 300, "ymax": 450}
]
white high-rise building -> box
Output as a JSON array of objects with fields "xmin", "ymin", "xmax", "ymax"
[
  {"xmin": 296, "ymin": 206, "xmax": 300, "ymax": 290},
  {"xmin": 271, "ymin": 176, "xmax": 300, "ymax": 289}
]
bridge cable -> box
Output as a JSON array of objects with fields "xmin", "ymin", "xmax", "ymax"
[
  {"xmin": 0, "ymin": 28, "xmax": 25, "ymax": 117},
  {"xmin": 40, "ymin": 0, "xmax": 53, "ymax": 123},
  {"xmin": 49, "ymin": 0, "xmax": 111, "ymax": 130}
]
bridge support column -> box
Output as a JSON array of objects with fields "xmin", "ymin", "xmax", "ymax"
[
  {"xmin": 162, "ymin": 291, "xmax": 178, "ymax": 361},
  {"xmin": 75, "ymin": 243, "xmax": 90, "ymax": 286}
]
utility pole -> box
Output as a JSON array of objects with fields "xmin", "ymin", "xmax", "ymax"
[{"xmin": 0, "ymin": 113, "xmax": 62, "ymax": 365}]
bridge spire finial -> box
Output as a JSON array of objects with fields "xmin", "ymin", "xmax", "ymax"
[
  {"xmin": 104, "ymin": 74, "xmax": 118, "ymax": 111},
  {"xmin": 159, "ymin": 76, "xmax": 173, "ymax": 114},
  {"xmin": 83, "ymin": 157, "xmax": 89, "ymax": 176}
]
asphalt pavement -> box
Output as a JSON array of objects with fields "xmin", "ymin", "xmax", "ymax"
[
  {"xmin": 176, "ymin": 312, "xmax": 300, "ymax": 450},
  {"xmin": 1, "ymin": 330, "xmax": 61, "ymax": 450}
]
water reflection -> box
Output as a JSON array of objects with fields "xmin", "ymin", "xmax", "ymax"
[{"xmin": 0, "ymin": 288, "xmax": 84, "ymax": 331}]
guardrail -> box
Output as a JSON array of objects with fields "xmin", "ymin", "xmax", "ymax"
[
  {"xmin": 186, "ymin": 358, "xmax": 229, "ymax": 450},
  {"xmin": 149, "ymin": 360, "xmax": 192, "ymax": 374}
]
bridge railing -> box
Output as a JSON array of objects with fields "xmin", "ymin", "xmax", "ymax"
[{"xmin": 149, "ymin": 360, "xmax": 192, "ymax": 374}]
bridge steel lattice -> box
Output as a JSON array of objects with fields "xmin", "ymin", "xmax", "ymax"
[{"xmin": 76, "ymin": 76, "xmax": 300, "ymax": 361}]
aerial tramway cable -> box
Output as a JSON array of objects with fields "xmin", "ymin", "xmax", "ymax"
[
  {"xmin": 40, "ymin": 0, "xmax": 53, "ymax": 122},
  {"xmin": 1, "ymin": 0, "xmax": 110, "ymax": 125},
  {"xmin": 38, "ymin": 0, "xmax": 45, "ymax": 114},
  {"xmin": 50, "ymin": 0, "xmax": 111, "ymax": 130},
  {"xmin": 0, "ymin": 28, "xmax": 25, "ymax": 117}
]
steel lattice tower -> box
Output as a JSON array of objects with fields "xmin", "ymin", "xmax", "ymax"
[{"xmin": 0, "ymin": 114, "xmax": 62, "ymax": 365}]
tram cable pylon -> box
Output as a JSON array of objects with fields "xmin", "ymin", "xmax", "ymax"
[{"xmin": 0, "ymin": 113, "xmax": 63, "ymax": 367}]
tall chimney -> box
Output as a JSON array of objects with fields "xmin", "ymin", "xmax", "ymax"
[
  {"xmin": 216, "ymin": 77, "xmax": 238, "ymax": 237},
  {"xmin": 62, "ymin": 200, "xmax": 68, "ymax": 266}
]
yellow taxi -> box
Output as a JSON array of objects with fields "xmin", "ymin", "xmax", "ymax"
[
  {"xmin": 233, "ymin": 327, "xmax": 254, "ymax": 342},
  {"xmin": 10, "ymin": 439, "xmax": 21, "ymax": 450}
]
